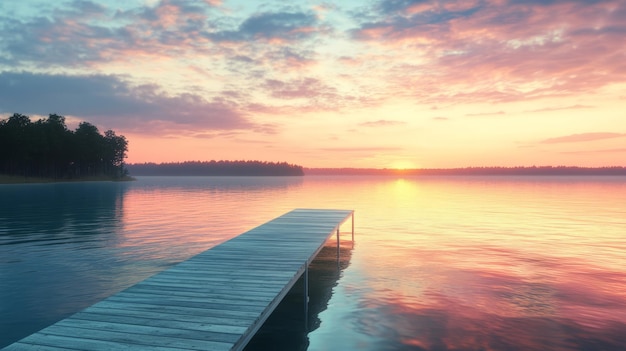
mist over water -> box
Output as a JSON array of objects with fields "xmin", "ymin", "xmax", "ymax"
[{"xmin": 1, "ymin": 176, "xmax": 625, "ymax": 350}]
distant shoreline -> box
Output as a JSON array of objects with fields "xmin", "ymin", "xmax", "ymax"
[
  {"xmin": 125, "ymin": 161, "xmax": 304, "ymax": 176},
  {"xmin": 0, "ymin": 175, "xmax": 136, "ymax": 184},
  {"xmin": 304, "ymin": 166, "xmax": 626, "ymax": 176},
  {"xmin": 4, "ymin": 166, "xmax": 625, "ymax": 183},
  {"xmin": 124, "ymin": 162, "xmax": 626, "ymax": 177}
]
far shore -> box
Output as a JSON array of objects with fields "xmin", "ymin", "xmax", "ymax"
[
  {"xmin": 0, "ymin": 174, "xmax": 136, "ymax": 184},
  {"xmin": 304, "ymin": 166, "xmax": 626, "ymax": 176}
]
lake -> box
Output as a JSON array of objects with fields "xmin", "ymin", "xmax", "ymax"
[{"xmin": 1, "ymin": 175, "xmax": 625, "ymax": 350}]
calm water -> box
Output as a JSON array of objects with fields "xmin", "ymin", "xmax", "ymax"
[{"xmin": 1, "ymin": 176, "xmax": 626, "ymax": 350}]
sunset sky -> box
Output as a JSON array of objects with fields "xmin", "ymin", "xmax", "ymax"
[{"xmin": 1, "ymin": 0, "xmax": 625, "ymax": 168}]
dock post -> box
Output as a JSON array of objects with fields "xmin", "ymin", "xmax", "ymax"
[
  {"xmin": 351, "ymin": 212, "xmax": 354, "ymax": 242},
  {"xmin": 304, "ymin": 262, "xmax": 309, "ymax": 331},
  {"xmin": 336, "ymin": 228, "xmax": 340, "ymax": 265}
]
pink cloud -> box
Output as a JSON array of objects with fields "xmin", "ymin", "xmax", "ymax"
[
  {"xmin": 465, "ymin": 111, "xmax": 506, "ymax": 117},
  {"xmin": 541, "ymin": 133, "xmax": 626, "ymax": 144},
  {"xmin": 560, "ymin": 148, "xmax": 626, "ymax": 155},
  {"xmin": 264, "ymin": 77, "xmax": 336, "ymax": 100},
  {"xmin": 352, "ymin": 0, "xmax": 626, "ymax": 103},
  {"xmin": 525, "ymin": 105, "xmax": 594, "ymax": 113},
  {"xmin": 3, "ymin": 0, "xmax": 624, "ymax": 125}
]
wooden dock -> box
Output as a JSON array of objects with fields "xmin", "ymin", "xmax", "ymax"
[{"xmin": 3, "ymin": 208, "xmax": 354, "ymax": 351}]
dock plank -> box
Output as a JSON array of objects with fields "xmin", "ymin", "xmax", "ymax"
[
  {"xmin": 79, "ymin": 306, "xmax": 257, "ymax": 327},
  {"xmin": 3, "ymin": 209, "xmax": 353, "ymax": 351},
  {"xmin": 20, "ymin": 326, "xmax": 232, "ymax": 350},
  {"xmin": 93, "ymin": 300, "xmax": 261, "ymax": 320}
]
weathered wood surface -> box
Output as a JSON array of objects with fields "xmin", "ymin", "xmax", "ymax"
[{"xmin": 3, "ymin": 209, "xmax": 354, "ymax": 351}]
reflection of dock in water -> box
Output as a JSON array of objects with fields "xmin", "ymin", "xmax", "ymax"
[
  {"xmin": 245, "ymin": 230, "xmax": 355, "ymax": 350},
  {"xmin": 2, "ymin": 209, "xmax": 354, "ymax": 351}
]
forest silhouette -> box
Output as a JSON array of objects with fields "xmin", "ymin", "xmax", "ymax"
[
  {"xmin": 127, "ymin": 161, "xmax": 304, "ymax": 176},
  {"xmin": 0, "ymin": 113, "xmax": 128, "ymax": 180},
  {"xmin": 305, "ymin": 166, "xmax": 626, "ymax": 176}
]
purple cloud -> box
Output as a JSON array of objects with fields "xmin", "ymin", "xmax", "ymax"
[{"xmin": 0, "ymin": 72, "xmax": 258, "ymax": 134}]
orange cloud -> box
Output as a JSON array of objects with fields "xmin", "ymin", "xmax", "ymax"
[{"xmin": 541, "ymin": 133, "xmax": 626, "ymax": 144}]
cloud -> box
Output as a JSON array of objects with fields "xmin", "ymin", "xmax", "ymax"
[
  {"xmin": 540, "ymin": 132, "xmax": 626, "ymax": 144},
  {"xmin": 208, "ymin": 11, "xmax": 320, "ymax": 43},
  {"xmin": 248, "ymin": 79, "xmax": 372, "ymax": 114},
  {"xmin": 359, "ymin": 120, "xmax": 407, "ymax": 127},
  {"xmin": 261, "ymin": 47, "xmax": 318, "ymax": 72},
  {"xmin": 264, "ymin": 77, "xmax": 335, "ymax": 99},
  {"xmin": 62, "ymin": 0, "xmax": 107, "ymax": 18},
  {"xmin": 0, "ymin": 72, "xmax": 257, "ymax": 134},
  {"xmin": 525, "ymin": 105, "xmax": 594, "ymax": 113},
  {"xmin": 465, "ymin": 111, "xmax": 505, "ymax": 117},
  {"xmin": 349, "ymin": 0, "xmax": 626, "ymax": 103},
  {"xmin": 2, "ymin": 0, "xmax": 624, "ymax": 128},
  {"xmin": 560, "ymin": 148, "xmax": 626, "ymax": 155},
  {"xmin": 240, "ymin": 11, "xmax": 317, "ymax": 39},
  {"xmin": 0, "ymin": 13, "xmax": 115, "ymax": 67},
  {"xmin": 433, "ymin": 116, "xmax": 448, "ymax": 121},
  {"xmin": 0, "ymin": 1, "xmax": 321, "ymax": 70},
  {"xmin": 0, "ymin": 1, "xmax": 346, "ymax": 117}
]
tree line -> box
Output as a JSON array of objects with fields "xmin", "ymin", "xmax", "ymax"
[
  {"xmin": 305, "ymin": 166, "xmax": 626, "ymax": 176},
  {"xmin": 0, "ymin": 113, "xmax": 128, "ymax": 180},
  {"xmin": 127, "ymin": 161, "xmax": 304, "ymax": 176}
]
